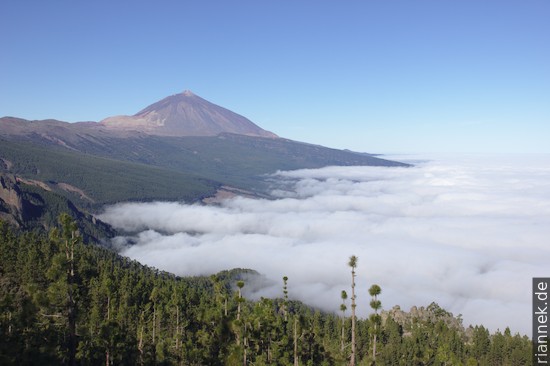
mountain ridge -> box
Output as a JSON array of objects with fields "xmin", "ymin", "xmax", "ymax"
[{"xmin": 0, "ymin": 90, "xmax": 409, "ymax": 210}]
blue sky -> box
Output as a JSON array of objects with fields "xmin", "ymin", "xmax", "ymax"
[{"xmin": 1, "ymin": 0, "xmax": 548, "ymax": 153}]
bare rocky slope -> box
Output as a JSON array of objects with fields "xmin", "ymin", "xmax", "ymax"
[
  {"xmin": 0, "ymin": 173, "xmax": 115, "ymax": 242},
  {"xmin": 102, "ymin": 90, "xmax": 278, "ymax": 137}
]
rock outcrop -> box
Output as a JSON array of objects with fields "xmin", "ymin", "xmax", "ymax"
[
  {"xmin": 381, "ymin": 302, "xmax": 465, "ymax": 335},
  {"xmin": 0, "ymin": 175, "xmax": 24, "ymax": 225}
]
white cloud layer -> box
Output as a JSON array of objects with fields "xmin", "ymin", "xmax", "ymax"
[{"xmin": 98, "ymin": 153, "xmax": 550, "ymax": 335}]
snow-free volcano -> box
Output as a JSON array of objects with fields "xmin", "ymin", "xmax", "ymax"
[{"xmin": 100, "ymin": 90, "xmax": 277, "ymax": 138}]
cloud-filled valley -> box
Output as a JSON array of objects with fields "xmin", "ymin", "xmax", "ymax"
[{"xmin": 98, "ymin": 154, "xmax": 550, "ymax": 336}]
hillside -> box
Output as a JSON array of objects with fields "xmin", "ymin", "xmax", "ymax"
[
  {"xmin": 0, "ymin": 174, "xmax": 115, "ymax": 242},
  {"xmin": 0, "ymin": 139, "xmax": 219, "ymax": 208},
  {"xmin": 0, "ymin": 221, "xmax": 532, "ymax": 365},
  {"xmin": 0, "ymin": 133, "xmax": 406, "ymax": 209},
  {"xmin": 0, "ymin": 90, "xmax": 409, "ymax": 209},
  {"xmin": 0, "ymin": 90, "xmax": 408, "ymax": 209}
]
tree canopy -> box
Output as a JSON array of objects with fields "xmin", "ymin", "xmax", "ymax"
[{"xmin": 0, "ymin": 218, "xmax": 532, "ymax": 365}]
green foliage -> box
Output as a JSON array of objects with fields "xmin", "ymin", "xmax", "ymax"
[
  {"xmin": 0, "ymin": 139, "xmax": 218, "ymax": 208},
  {"xmin": 0, "ymin": 218, "xmax": 532, "ymax": 365},
  {"xmin": 0, "ymin": 133, "xmax": 408, "ymax": 210}
]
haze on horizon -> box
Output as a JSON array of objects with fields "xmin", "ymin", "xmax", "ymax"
[
  {"xmin": 1, "ymin": 1, "xmax": 549, "ymax": 154},
  {"xmin": 99, "ymin": 153, "xmax": 550, "ymax": 337}
]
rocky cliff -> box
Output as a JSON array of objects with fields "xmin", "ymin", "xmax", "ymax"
[{"xmin": 0, "ymin": 174, "xmax": 115, "ymax": 243}]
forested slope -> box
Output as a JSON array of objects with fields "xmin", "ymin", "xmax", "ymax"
[
  {"xmin": 0, "ymin": 130, "xmax": 408, "ymax": 210},
  {"xmin": 0, "ymin": 139, "xmax": 218, "ymax": 208},
  {"xmin": 0, "ymin": 217, "xmax": 531, "ymax": 365}
]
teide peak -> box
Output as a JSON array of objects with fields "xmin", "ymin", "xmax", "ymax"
[{"xmin": 100, "ymin": 90, "xmax": 278, "ymax": 138}]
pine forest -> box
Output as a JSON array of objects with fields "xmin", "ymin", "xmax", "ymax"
[{"xmin": 0, "ymin": 216, "xmax": 532, "ymax": 365}]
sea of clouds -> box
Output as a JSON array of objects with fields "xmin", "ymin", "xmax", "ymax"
[{"xmin": 98, "ymin": 153, "xmax": 550, "ymax": 336}]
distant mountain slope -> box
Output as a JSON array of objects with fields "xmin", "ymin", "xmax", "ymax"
[
  {"xmin": 0, "ymin": 139, "xmax": 219, "ymax": 208},
  {"xmin": 0, "ymin": 133, "xmax": 407, "ymax": 208},
  {"xmin": 100, "ymin": 90, "xmax": 278, "ymax": 137},
  {"xmin": 0, "ymin": 90, "xmax": 409, "ymax": 210}
]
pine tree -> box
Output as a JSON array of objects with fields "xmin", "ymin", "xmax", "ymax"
[
  {"xmin": 368, "ymin": 284, "xmax": 382, "ymax": 364},
  {"xmin": 340, "ymin": 290, "xmax": 348, "ymax": 353},
  {"xmin": 282, "ymin": 276, "xmax": 289, "ymax": 322},
  {"xmin": 233, "ymin": 279, "xmax": 246, "ymax": 354},
  {"xmin": 348, "ymin": 255, "xmax": 358, "ymax": 366},
  {"xmin": 236, "ymin": 280, "xmax": 245, "ymax": 321},
  {"xmin": 44, "ymin": 214, "xmax": 81, "ymax": 366}
]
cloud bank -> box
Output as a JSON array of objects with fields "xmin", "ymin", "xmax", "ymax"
[{"xmin": 99, "ymin": 153, "xmax": 550, "ymax": 335}]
